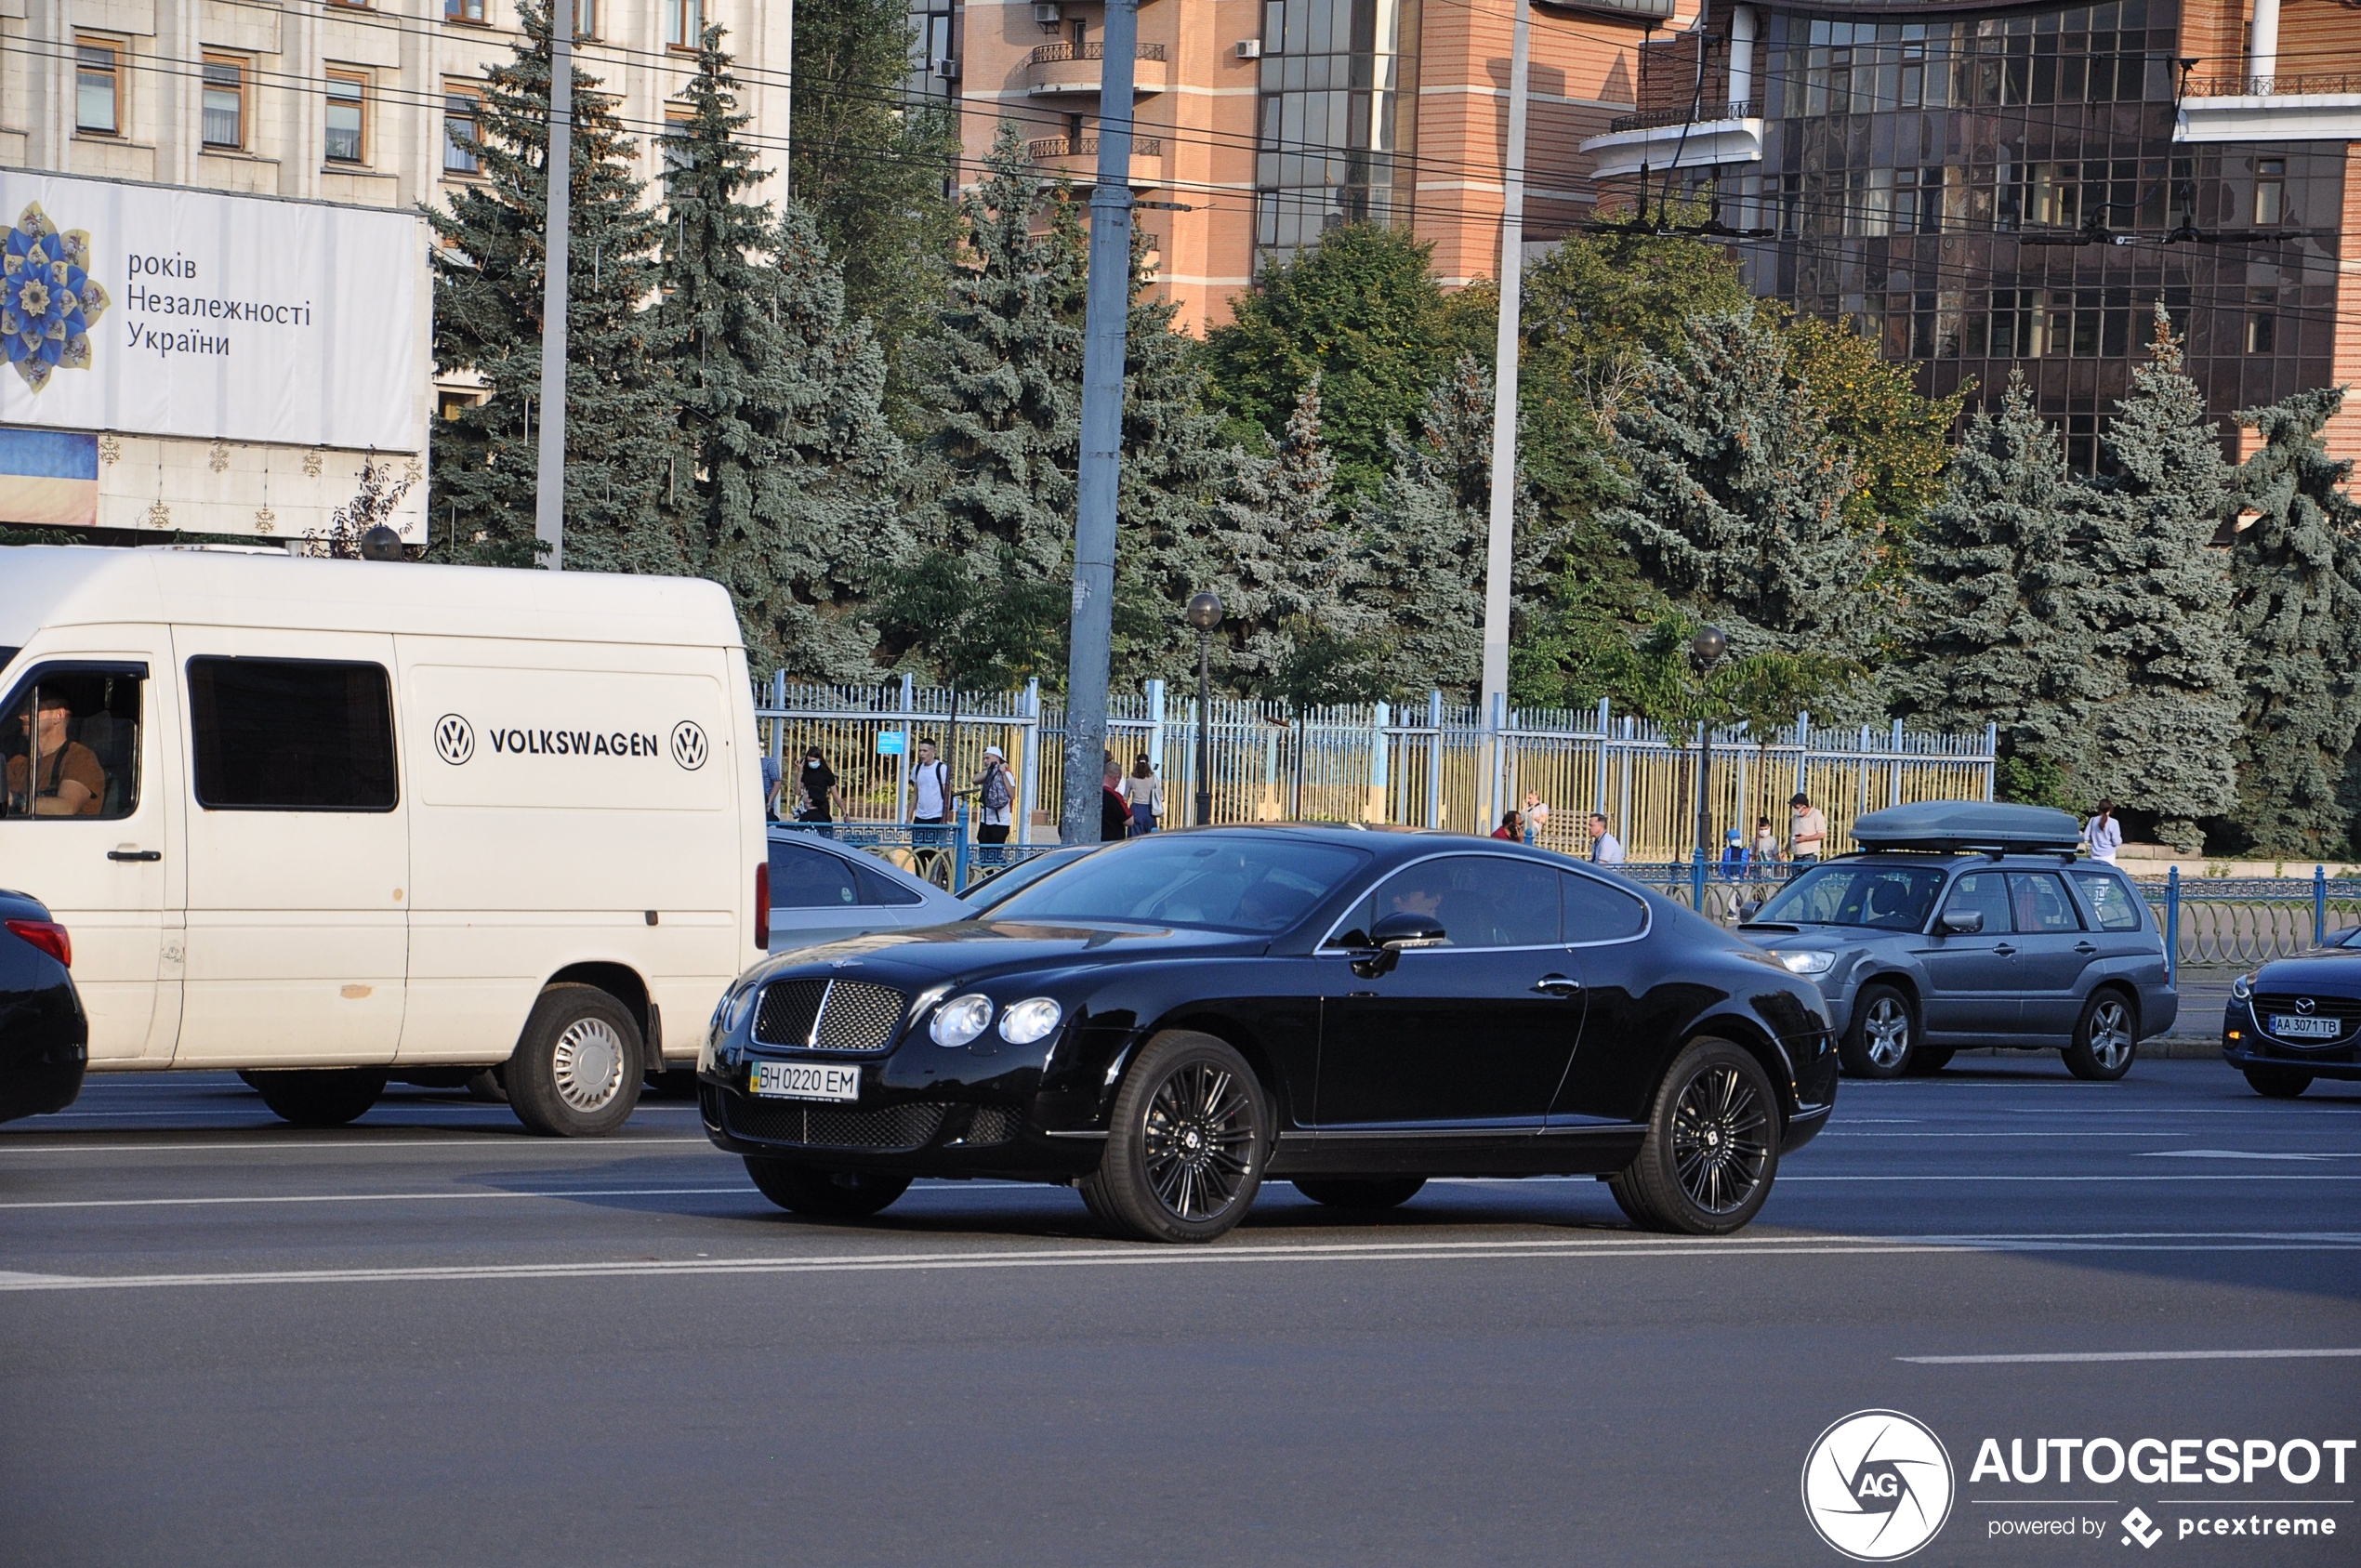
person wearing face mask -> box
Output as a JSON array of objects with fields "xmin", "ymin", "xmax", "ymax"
[{"xmin": 794, "ymin": 748, "xmax": 845, "ymax": 823}]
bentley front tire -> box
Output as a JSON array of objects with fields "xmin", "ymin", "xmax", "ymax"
[
  {"xmin": 1082, "ymin": 1030, "xmax": 1270, "ymax": 1244},
  {"xmin": 745, "ymin": 1160, "xmax": 913, "ymax": 1219},
  {"xmin": 1291, "ymin": 1177, "xmax": 1425, "ymax": 1211},
  {"xmin": 1616, "ymin": 1039, "xmax": 1780, "ymax": 1236}
]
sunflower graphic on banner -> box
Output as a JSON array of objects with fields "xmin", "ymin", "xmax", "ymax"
[{"xmin": 2, "ymin": 202, "xmax": 109, "ymax": 392}]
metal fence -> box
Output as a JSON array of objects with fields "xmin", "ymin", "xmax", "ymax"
[{"xmin": 752, "ymin": 675, "xmax": 1997, "ymax": 862}]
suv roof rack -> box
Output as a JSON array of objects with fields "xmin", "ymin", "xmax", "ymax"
[{"xmin": 1850, "ymin": 801, "xmax": 2083, "ymax": 856}]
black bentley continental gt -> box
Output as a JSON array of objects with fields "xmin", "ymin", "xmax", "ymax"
[{"xmin": 697, "ymin": 827, "xmax": 1839, "ymax": 1243}]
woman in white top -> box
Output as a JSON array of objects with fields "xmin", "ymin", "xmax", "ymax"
[
  {"xmin": 1123, "ymin": 755, "xmax": 1165, "ymax": 835},
  {"xmin": 2083, "ymin": 799, "xmax": 2122, "ymax": 863}
]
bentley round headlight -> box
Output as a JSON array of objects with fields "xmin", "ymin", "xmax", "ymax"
[
  {"xmin": 2230, "ymin": 971, "xmax": 2253, "ymax": 1002},
  {"xmin": 1775, "ymin": 950, "xmax": 1837, "ymax": 977},
  {"xmin": 997, "ymin": 997, "xmax": 1063, "ymax": 1045},
  {"xmin": 930, "ymin": 993, "xmax": 994, "ymax": 1048}
]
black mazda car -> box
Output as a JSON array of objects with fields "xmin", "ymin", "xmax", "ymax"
[
  {"xmin": 1, "ymin": 888, "xmax": 86, "ymax": 1125},
  {"xmin": 2223, "ymin": 925, "xmax": 2361, "ymax": 1098},
  {"xmin": 698, "ymin": 826, "xmax": 1838, "ymax": 1242}
]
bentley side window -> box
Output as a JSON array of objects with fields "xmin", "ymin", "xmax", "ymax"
[
  {"xmin": 1333, "ymin": 856, "xmax": 1560, "ymax": 950},
  {"xmin": 1561, "ymin": 871, "xmax": 1646, "ymax": 941}
]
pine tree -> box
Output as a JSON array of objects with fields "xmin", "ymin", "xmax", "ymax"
[
  {"xmin": 2226, "ymin": 386, "xmax": 2361, "ymax": 854},
  {"xmin": 1202, "ymin": 377, "xmax": 1367, "ymax": 687},
  {"xmin": 429, "ymin": 0, "xmax": 677, "ymax": 572},
  {"xmin": 2073, "ymin": 309, "xmax": 2243, "ymax": 850},
  {"xmin": 657, "ymin": 34, "xmax": 904, "ymax": 678},
  {"xmin": 1602, "ymin": 311, "xmax": 1879, "ymax": 665},
  {"xmin": 1901, "ymin": 373, "xmax": 2091, "ymax": 784}
]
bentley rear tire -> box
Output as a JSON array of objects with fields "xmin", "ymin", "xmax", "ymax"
[
  {"xmin": 1291, "ymin": 1177, "xmax": 1425, "ymax": 1211},
  {"xmin": 1616, "ymin": 1039, "xmax": 1780, "ymax": 1236},
  {"xmin": 745, "ymin": 1160, "xmax": 913, "ymax": 1219},
  {"xmin": 1081, "ymin": 1031, "xmax": 1270, "ymax": 1244}
]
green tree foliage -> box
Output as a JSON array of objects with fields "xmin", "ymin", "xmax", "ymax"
[
  {"xmin": 1900, "ymin": 374, "xmax": 2090, "ymax": 781},
  {"xmin": 1776, "ymin": 313, "xmax": 1963, "ymax": 555},
  {"xmin": 429, "ymin": 0, "xmax": 675, "ymax": 572},
  {"xmin": 2075, "ymin": 311, "xmax": 2242, "ymax": 850},
  {"xmin": 1196, "ymin": 223, "xmax": 1491, "ymax": 496},
  {"xmin": 870, "ymin": 547, "xmax": 1068, "ymax": 692},
  {"xmin": 788, "ymin": 0, "xmax": 960, "ymax": 409},
  {"xmin": 1602, "ymin": 311, "xmax": 1880, "ymax": 666},
  {"xmin": 656, "ymin": 35, "xmax": 905, "ymax": 678},
  {"xmin": 2226, "ymin": 387, "xmax": 2361, "ymax": 854}
]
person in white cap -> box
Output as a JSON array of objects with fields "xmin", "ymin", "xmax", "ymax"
[{"xmin": 973, "ymin": 744, "xmax": 1017, "ymax": 847}]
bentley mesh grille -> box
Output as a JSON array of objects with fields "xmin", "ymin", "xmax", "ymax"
[
  {"xmin": 951, "ymin": 1105, "xmax": 1021, "ymax": 1147},
  {"xmin": 751, "ymin": 980, "xmax": 908, "ymax": 1052},
  {"xmin": 721, "ymin": 1095, "xmax": 949, "ymax": 1151}
]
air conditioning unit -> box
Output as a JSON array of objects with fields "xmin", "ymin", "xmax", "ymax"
[
  {"xmin": 1033, "ymin": 3, "xmax": 1062, "ymax": 27},
  {"xmin": 931, "ymin": 57, "xmax": 960, "ymax": 81},
  {"xmin": 1236, "ymin": 39, "xmax": 1263, "ymax": 59}
]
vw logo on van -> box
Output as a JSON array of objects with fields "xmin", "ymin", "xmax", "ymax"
[
  {"xmin": 669, "ymin": 720, "xmax": 709, "ymax": 771},
  {"xmin": 433, "ymin": 714, "xmax": 475, "ymax": 766}
]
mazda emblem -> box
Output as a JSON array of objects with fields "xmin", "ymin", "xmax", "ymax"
[{"xmin": 2295, "ymin": 996, "xmax": 2316, "ymax": 1015}]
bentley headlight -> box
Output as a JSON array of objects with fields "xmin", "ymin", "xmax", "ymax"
[
  {"xmin": 2230, "ymin": 971, "xmax": 2253, "ymax": 1002},
  {"xmin": 930, "ymin": 993, "xmax": 995, "ymax": 1048},
  {"xmin": 997, "ymin": 997, "xmax": 1063, "ymax": 1045},
  {"xmin": 1774, "ymin": 950, "xmax": 1837, "ymax": 977}
]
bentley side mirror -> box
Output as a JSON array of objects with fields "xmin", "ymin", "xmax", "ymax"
[
  {"xmin": 1938, "ymin": 908, "xmax": 1984, "ymax": 935},
  {"xmin": 1352, "ymin": 911, "xmax": 1447, "ymax": 978}
]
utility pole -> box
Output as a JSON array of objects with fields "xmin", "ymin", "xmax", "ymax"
[
  {"xmin": 1478, "ymin": 0, "xmax": 1530, "ymax": 819},
  {"xmin": 1059, "ymin": 0, "xmax": 1139, "ymax": 845},
  {"xmin": 534, "ymin": 0, "xmax": 574, "ymax": 571}
]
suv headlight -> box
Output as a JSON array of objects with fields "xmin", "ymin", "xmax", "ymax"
[
  {"xmin": 1774, "ymin": 950, "xmax": 1837, "ymax": 977},
  {"xmin": 997, "ymin": 997, "xmax": 1063, "ymax": 1045},
  {"xmin": 2230, "ymin": 972, "xmax": 2253, "ymax": 1002},
  {"xmin": 930, "ymin": 993, "xmax": 994, "ymax": 1048}
]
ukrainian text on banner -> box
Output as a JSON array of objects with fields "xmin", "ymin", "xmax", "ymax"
[{"xmin": 0, "ymin": 171, "xmax": 424, "ymax": 453}]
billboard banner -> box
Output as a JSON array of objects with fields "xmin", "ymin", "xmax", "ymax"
[{"xmin": 0, "ymin": 170, "xmax": 426, "ymax": 454}]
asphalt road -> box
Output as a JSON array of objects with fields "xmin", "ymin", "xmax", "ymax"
[{"xmin": 3, "ymin": 1059, "xmax": 2355, "ymax": 1568}]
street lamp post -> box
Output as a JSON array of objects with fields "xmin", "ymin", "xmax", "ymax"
[
  {"xmin": 1691, "ymin": 625, "xmax": 1727, "ymax": 866},
  {"xmin": 1186, "ymin": 591, "xmax": 1222, "ymax": 826}
]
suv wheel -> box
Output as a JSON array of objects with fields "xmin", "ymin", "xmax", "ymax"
[
  {"xmin": 2064, "ymin": 991, "xmax": 2137, "ymax": 1081},
  {"xmin": 1081, "ymin": 1031, "xmax": 1269, "ymax": 1244},
  {"xmin": 1292, "ymin": 1177, "xmax": 1426, "ymax": 1210},
  {"xmin": 745, "ymin": 1160, "xmax": 913, "ymax": 1218},
  {"xmin": 248, "ymin": 1068, "xmax": 387, "ymax": 1127},
  {"xmin": 507, "ymin": 983, "xmax": 644, "ymax": 1136},
  {"xmin": 1840, "ymin": 984, "xmax": 1918, "ymax": 1078},
  {"xmin": 1614, "ymin": 1039, "xmax": 1780, "ymax": 1235},
  {"xmin": 2242, "ymin": 1065, "xmax": 2313, "ymax": 1099}
]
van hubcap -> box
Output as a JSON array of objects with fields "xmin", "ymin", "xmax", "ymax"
[{"xmin": 552, "ymin": 1018, "xmax": 626, "ymax": 1112}]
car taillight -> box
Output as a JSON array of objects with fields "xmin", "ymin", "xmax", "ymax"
[
  {"xmin": 6, "ymin": 917, "xmax": 71, "ymax": 968},
  {"xmin": 754, "ymin": 862, "xmax": 770, "ymax": 951}
]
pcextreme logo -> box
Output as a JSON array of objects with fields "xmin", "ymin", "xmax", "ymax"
[{"xmin": 1802, "ymin": 1409, "xmax": 1958, "ymax": 1561}]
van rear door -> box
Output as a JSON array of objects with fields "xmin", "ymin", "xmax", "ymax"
[{"xmin": 170, "ymin": 631, "xmax": 408, "ymax": 1066}]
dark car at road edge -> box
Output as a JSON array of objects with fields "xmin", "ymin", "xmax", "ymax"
[
  {"xmin": 2223, "ymin": 926, "xmax": 2361, "ymax": 1098},
  {"xmin": 1, "ymin": 888, "xmax": 87, "ymax": 1124},
  {"xmin": 697, "ymin": 827, "xmax": 1838, "ymax": 1243}
]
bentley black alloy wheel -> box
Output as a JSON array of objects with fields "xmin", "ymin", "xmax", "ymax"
[
  {"xmin": 1083, "ymin": 1030, "xmax": 1270, "ymax": 1244},
  {"xmin": 1611, "ymin": 1039, "xmax": 1779, "ymax": 1236}
]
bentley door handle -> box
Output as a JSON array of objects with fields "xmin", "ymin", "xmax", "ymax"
[
  {"xmin": 107, "ymin": 849, "xmax": 162, "ymax": 863},
  {"xmin": 1531, "ymin": 975, "xmax": 1582, "ymax": 998}
]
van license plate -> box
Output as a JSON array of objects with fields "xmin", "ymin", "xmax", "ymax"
[
  {"xmin": 2267, "ymin": 1014, "xmax": 2342, "ymax": 1041},
  {"xmin": 748, "ymin": 1061, "xmax": 862, "ymax": 1101}
]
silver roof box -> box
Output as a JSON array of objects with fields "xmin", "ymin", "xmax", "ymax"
[{"xmin": 1852, "ymin": 802, "xmax": 2083, "ymax": 855}]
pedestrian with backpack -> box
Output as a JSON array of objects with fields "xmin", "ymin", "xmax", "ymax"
[{"xmin": 974, "ymin": 746, "xmax": 1016, "ymax": 847}]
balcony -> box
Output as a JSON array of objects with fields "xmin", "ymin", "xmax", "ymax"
[
  {"xmin": 2177, "ymin": 72, "xmax": 2361, "ymax": 142},
  {"xmin": 1581, "ymin": 102, "xmax": 1763, "ymax": 181},
  {"xmin": 1028, "ymin": 41, "xmax": 1169, "ymax": 99},
  {"xmin": 1025, "ymin": 136, "xmax": 1165, "ymax": 187}
]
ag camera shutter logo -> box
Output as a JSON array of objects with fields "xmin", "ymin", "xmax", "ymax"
[
  {"xmin": 1801, "ymin": 1409, "xmax": 1955, "ymax": 1561},
  {"xmin": 433, "ymin": 714, "xmax": 475, "ymax": 766},
  {"xmin": 668, "ymin": 720, "xmax": 709, "ymax": 771}
]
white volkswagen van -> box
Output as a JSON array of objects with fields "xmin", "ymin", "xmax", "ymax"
[{"xmin": 0, "ymin": 546, "xmax": 767, "ymax": 1136}]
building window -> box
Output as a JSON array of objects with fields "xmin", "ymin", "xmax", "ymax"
[
  {"xmin": 2254, "ymin": 158, "xmax": 2285, "ymax": 226},
  {"xmin": 325, "ymin": 72, "xmax": 367, "ymax": 165},
  {"xmin": 1253, "ymin": 0, "xmax": 1416, "ymax": 260},
  {"xmin": 660, "ymin": 106, "xmax": 694, "ymax": 177},
  {"xmin": 445, "ymin": 0, "xmax": 486, "ymax": 22},
  {"xmin": 574, "ymin": 0, "xmax": 598, "ymax": 38},
  {"xmin": 201, "ymin": 57, "xmax": 245, "ymax": 150},
  {"xmin": 442, "ymin": 91, "xmax": 480, "ymax": 176},
  {"xmin": 664, "ymin": 0, "xmax": 704, "ymax": 49},
  {"xmin": 74, "ymin": 40, "xmax": 120, "ymax": 136},
  {"xmin": 2247, "ymin": 313, "xmax": 2276, "ymax": 355}
]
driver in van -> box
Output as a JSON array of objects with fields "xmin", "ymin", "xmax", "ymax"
[{"xmin": 7, "ymin": 690, "xmax": 104, "ymax": 817}]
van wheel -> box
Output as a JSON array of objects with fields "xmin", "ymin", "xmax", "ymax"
[
  {"xmin": 507, "ymin": 983, "xmax": 643, "ymax": 1137},
  {"xmin": 2064, "ymin": 991, "xmax": 2138, "ymax": 1081},
  {"xmin": 465, "ymin": 1068, "xmax": 508, "ymax": 1104},
  {"xmin": 249, "ymin": 1069, "xmax": 387, "ymax": 1127}
]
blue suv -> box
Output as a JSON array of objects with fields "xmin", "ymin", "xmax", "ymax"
[{"xmin": 1736, "ymin": 803, "xmax": 2176, "ymax": 1080}]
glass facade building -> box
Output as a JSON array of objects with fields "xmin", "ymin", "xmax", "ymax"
[{"xmin": 1253, "ymin": 0, "xmax": 1420, "ymax": 258}]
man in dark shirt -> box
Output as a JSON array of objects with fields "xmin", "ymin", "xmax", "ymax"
[{"xmin": 7, "ymin": 692, "xmax": 103, "ymax": 817}]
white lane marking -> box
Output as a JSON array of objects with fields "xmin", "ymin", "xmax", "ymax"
[
  {"xmin": 4, "ymin": 1232, "xmax": 2357, "ymax": 1293},
  {"xmin": 1902, "ymin": 1347, "xmax": 2361, "ymax": 1365},
  {"xmin": 0, "ymin": 1137, "xmax": 717, "ymax": 1155},
  {"xmin": 2140, "ymin": 1149, "xmax": 2360, "ymax": 1162}
]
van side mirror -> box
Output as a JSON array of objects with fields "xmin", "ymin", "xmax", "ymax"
[
  {"xmin": 1938, "ymin": 908, "xmax": 1984, "ymax": 935},
  {"xmin": 1352, "ymin": 910, "xmax": 1447, "ymax": 978}
]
